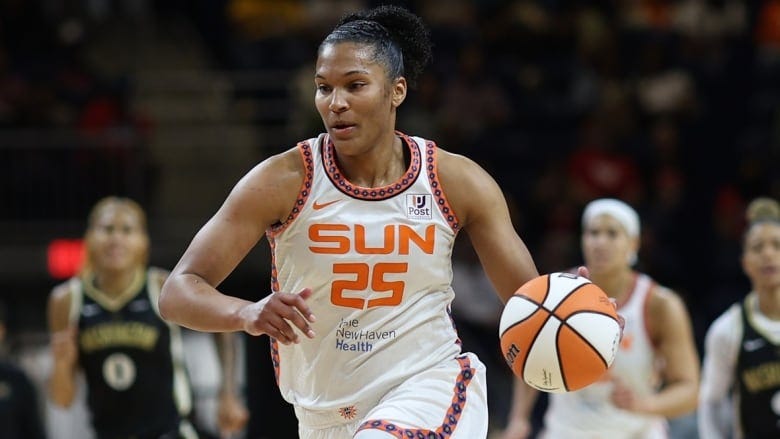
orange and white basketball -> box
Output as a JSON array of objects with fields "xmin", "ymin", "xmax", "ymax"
[{"xmin": 499, "ymin": 272, "xmax": 621, "ymax": 393}]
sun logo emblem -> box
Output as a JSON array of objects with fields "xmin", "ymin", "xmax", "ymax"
[{"xmin": 338, "ymin": 405, "xmax": 357, "ymax": 420}]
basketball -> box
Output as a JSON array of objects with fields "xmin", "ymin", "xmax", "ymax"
[{"xmin": 499, "ymin": 272, "xmax": 621, "ymax": 393}]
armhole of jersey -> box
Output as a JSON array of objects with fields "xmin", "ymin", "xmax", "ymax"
[
  {"xmin": 268, "ymin": 139, "xmax": 315, "ymax": 236},
  {"xmin": 643, "ymin": 280, "xmax": 656, "ymax": 348},
  {"xmin": 67, "ymin": 277, "xmax": 83, "ymax": 325},
  {"xmin": 169, "ymin": 320, "xmax": 193, "ymax": 416},
  {"xmin": 741, "ymin": 294, "xmax": 771, "ymax": 341},
  {"xmin": 742, "ymin": 294, "xmax": 756, "ymax": 333},
  {"xmin": 423, "ymin": 139, "xmax": 461, "ymax": 232}
]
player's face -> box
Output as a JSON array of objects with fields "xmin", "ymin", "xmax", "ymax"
[
  {"xmin": 87, "ymin": 205, "xmax": 149, "ymax": 274},
  {"xmin": 581, "ymin": 214, "xmax": 638, "ymax": 275},
  {"xmin": 314, "ymin": 42, "xmax": 406, "ymax": 155},
  {"xmin": 742, "ymin": 222, "xmax": 780, "ymax": 291}
]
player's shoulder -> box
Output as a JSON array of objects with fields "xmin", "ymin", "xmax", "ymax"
[
  {"xmin": 48, "ymin": 276, "xmax": 81, "ymax": 328},
  {"xmin": 648, "ymin": 281, "xmax": 681, "ymax": 303},
  {"xmin": 646, "ymin": 277, "xmax": 692, "ymax": 319},
  {"xmin": 434, "ymin": 146, "xmax": 481, "ymax": 171},
  {"xmin": 432, "ymin": 145, "xmax": 506, "ymax": 227},
  {"xmin": 242, "ymin": 143, "xmax": 309, "ymax": 191},
  {"xmin": 705, "ymin": 302, "xmax": 742, "ymax": 344},
  {"xmin": 712, "ymin": 300, "xmax": 742, "ymax": 328},
  {"xmin": 435, "ymin": 147, "xmax": 498, "ymax": 191},
  {"xmin": 255, "ymin": 144, "xmax": 306, "ymax": 173},
  {"xmin": 50, "ymin": 276, "xmax": 78, "ymax": 302}
]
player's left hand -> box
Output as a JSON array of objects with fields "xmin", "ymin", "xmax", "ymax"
[{"xmin": 610, "ymin": 377, "xmax": 645, "ymax": 413}]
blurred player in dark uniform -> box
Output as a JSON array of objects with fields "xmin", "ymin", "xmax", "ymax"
[
  {"xmin": 47, "ymin": 196, "xmax": 248, "ymax": 439},
  {"xmin": 699, "ymin": 197, "xmax": 780, "ymax": 439}
]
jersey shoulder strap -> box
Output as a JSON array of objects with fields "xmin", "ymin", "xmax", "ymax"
[{"xmin": 67, "ymin": 277, "xmax": 84, "ymax": 325}]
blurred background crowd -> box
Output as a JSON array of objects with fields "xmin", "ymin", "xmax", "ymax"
[{"xmin": 1, "ymin": 0, "xmax": 779, "ymax": 437}]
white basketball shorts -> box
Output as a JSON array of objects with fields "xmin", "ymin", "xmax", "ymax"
[{"xmin": 298, "ymin": 352, "xmax": 488, "ymax": 439}]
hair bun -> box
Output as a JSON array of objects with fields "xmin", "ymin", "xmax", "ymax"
[{"xmin": 746, "ymin": 197, "xmax": 780, "ymax": 224}]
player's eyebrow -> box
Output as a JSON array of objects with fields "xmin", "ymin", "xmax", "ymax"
[{"xmin": 315, "ymin": 70, "xmax": 370, "ymax": 79}]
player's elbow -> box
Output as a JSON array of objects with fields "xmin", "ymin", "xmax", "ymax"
[
  {"xmin": 158, "ymin": 278, "xmax": 179, "ymax": 323},
  {"xmin": 673, "ymin": 379, "xmax": 700, "ymax": 417}
]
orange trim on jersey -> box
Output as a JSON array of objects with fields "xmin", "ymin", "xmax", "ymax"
[
  {"xmin": 356, "ymin": 356, "xmax": 475, "ymax": 438},
  {"xmin": 270, "ymin": 338, "xmax": 281, "ymax": 385},
  {"xmin": 267, "ymin": 231, "xmax": 282, "ymax": 384},
  {"xmin": 266, "ymin": 141, "xmax": 310, "ymax": 386},
  {"xmin": 616, "ymin": 272, "xmax": 640, "ymax": 352},
  {"xmin": 425, "ymin": 140, "xmax": 460, "ymax": 232},
  {"xmin": 268, "ymin": 140, "xmax": 315, "ymax": 236},
  {"xmin": 322, "ymin": 131, "xmax": 422, "ymax": 200},
  {"xmin": 268, "ymin": 234, "xmax": 280, "ymax": 293}
]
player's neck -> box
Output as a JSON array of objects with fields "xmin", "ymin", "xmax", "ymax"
[
  {"xmin": 590, "ymin": 269, "xmax": 634, "ymax": 303},
  {"xmin": 338, "ymin": 134, "xmax": 406, "ymax": 187},
  {"xmin": 93, "ymin": 268, "xmax": 141, "ymax": 298},
  {"xmin": 756, "ymin": 286, "xmax": 780, "ymax": 320}
]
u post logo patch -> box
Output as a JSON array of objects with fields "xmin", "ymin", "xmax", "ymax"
[{"xmin": 406, "ymin": 194, "xmax": 432, "ymax": 219}]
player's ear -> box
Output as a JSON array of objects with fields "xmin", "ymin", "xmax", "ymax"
[{"xmin": 391, "ymin": 76, "xmax": 406, "ymax": 108}]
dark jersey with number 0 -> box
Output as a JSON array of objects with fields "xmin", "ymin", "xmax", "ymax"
[
  {"xmin": 736, "ymin": 299, "xmax": 780, "ymax": 439},
  {"xmin": 71, "ymin": 268, "xmax": 196, "ymax": 439}
]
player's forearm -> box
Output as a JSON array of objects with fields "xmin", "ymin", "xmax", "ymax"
[
  {"xmin": 47, "ymin": 364, "xmax": 76, "ymax": 407},
  {"xmin": 215, "ymin": 332, "xmax": 239, "ymax": 394},
  {"xmin": 159, "ymin": 272, "xmax": 252, "ymax": 332},
  {"xmin": 508, "ymin": 377, "xmax": 539, "ymax": 421},
  {"xmin": 645, "ymin": 380, "xmax": 699, "ymax": 418}
]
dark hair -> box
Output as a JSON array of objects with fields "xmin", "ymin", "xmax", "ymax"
[
  {"xmin": 743, "ymin": 196, "xmax": 780, "ymax": 243},
  {"xmin": 319, "ymin": 5, "xmax": 432, "ymax": 88},
  {"xmin": 746, "ymin": 197, "xmax": 780, "ymax": 226}
]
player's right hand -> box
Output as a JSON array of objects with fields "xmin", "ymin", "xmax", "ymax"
[
  {"xmin": 238, "ymin": 288, "xmax": 316, "ymax": 344},
  {"xmin": 50, "ymin": 326, "xmax": 78, "ymax": 367}
]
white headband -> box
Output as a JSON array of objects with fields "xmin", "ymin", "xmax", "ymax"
[{"xmin": 582, "ymin": 198, "xmax": 640, "ymax": 238}]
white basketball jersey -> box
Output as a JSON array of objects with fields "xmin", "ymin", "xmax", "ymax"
[
  {"xmin": 266, "ymin": 133, "xmax": 462, "ymax": 423},
  {"xmin": 543, "ymin": 273, "xmax": 668, "ymax": 438}
]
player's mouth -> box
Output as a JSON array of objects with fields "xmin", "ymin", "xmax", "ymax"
[
  {"xmin": 330, "ymin": 122, "xmax": 356, "ymax": 137},
  {"xmin": 760, "ymin": 265, "xmax": 779, "ymax": 276}
]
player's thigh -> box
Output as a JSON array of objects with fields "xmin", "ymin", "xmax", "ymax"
[{"xmin": 355, "ymin": 353, "xmax": 488, "ymax": 439}]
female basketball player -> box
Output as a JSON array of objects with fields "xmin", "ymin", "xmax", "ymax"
[
  {"xmin": 698, "ymin": 197, "xmax": 780, "ymax": 438},
  {"xmin": 158, "ymin": 5, "xmax": 541, "ymax": 438},
  {"xmin": 47, "ymin": 197, "xmax": 248, "ymax": 439},
  {"xmin": 503, "ymin": 198, "xmax": 700, "ymax": 438}
]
